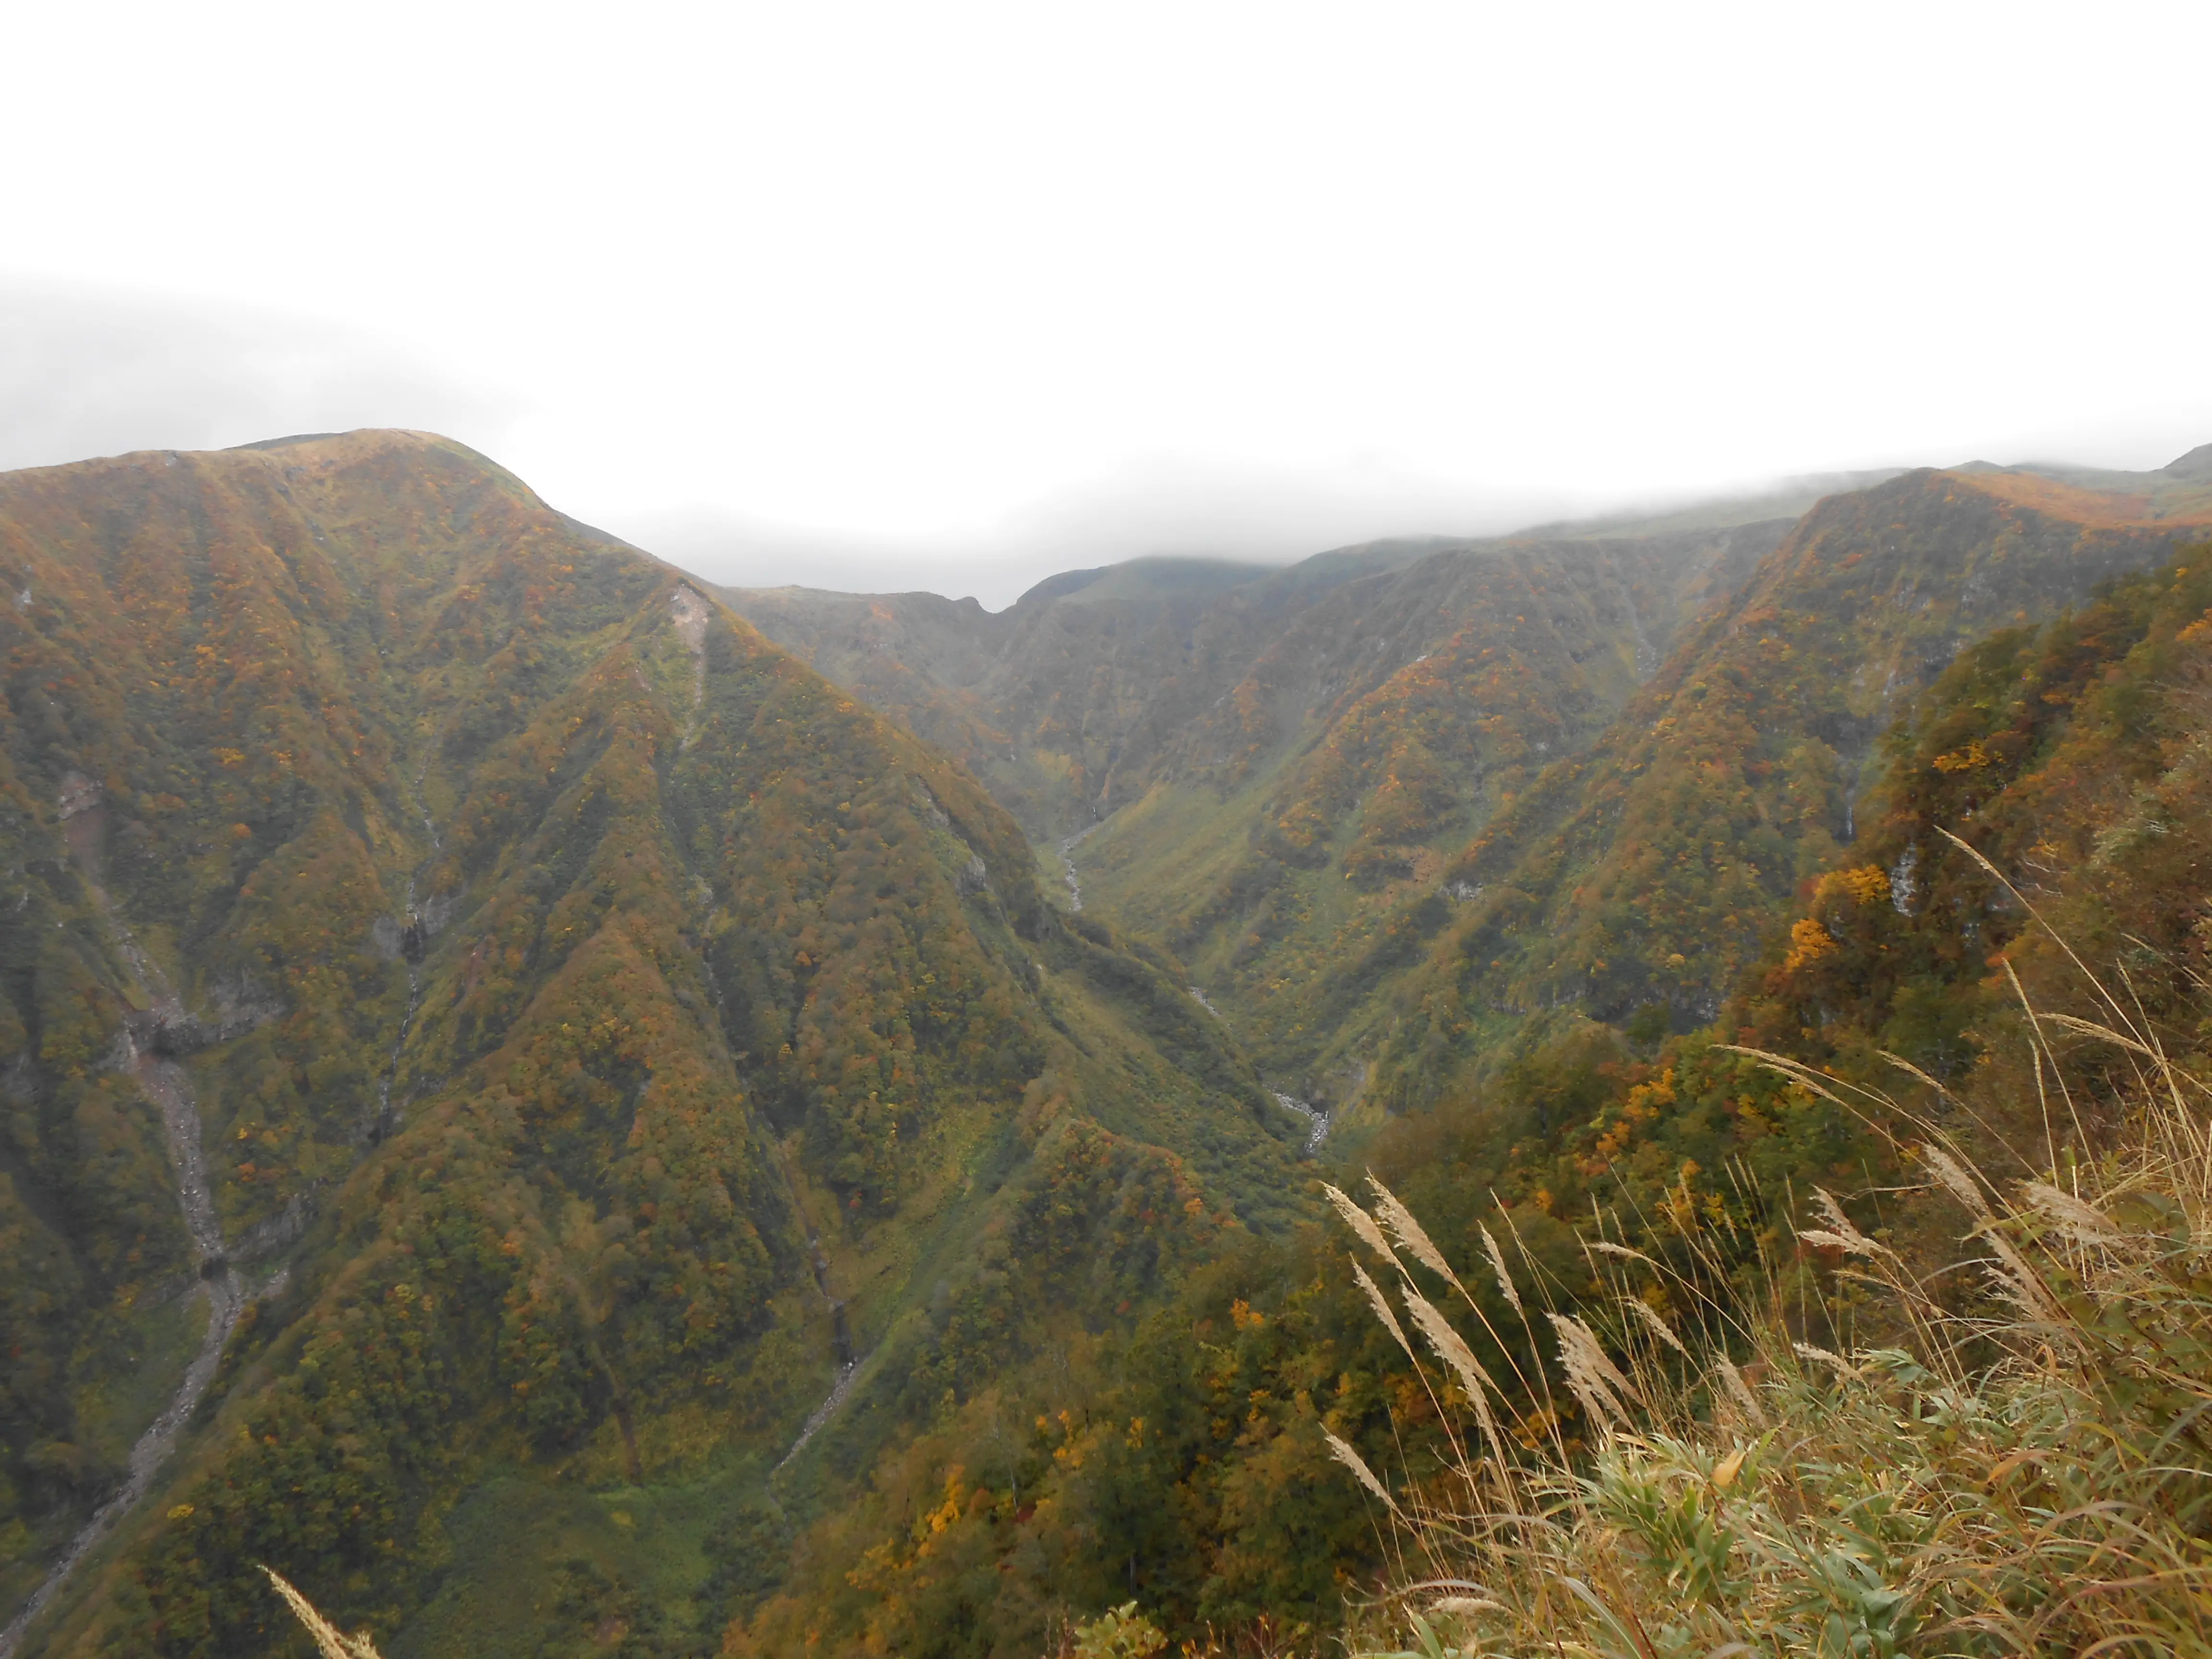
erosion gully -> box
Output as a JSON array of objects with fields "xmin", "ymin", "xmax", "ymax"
[
  {"xmin": 5, "ymin": 754, "xmax": 447, "ymax": 1656},
  {"xmin": 1, "ymin": 914, "xmax": 244, "ymax": 1657},
  {"xmin": 663, "ymin": 586, "xmax": 865, "ymax": 1474}
]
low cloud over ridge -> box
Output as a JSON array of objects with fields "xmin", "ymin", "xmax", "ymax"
[{"xmin": 0, "ymin": 280, "xmax": 512, "ymax": 476}]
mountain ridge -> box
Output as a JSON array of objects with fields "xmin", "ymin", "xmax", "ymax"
[
  {"xmin": 0, "ymin": 430, "xmax": 1305, "ymax": 1657},
  {"xmin": 9, "ymin": 427, "xmax": 2212, "ymax": 1657},
  {"xmin": 721, "ymin": 447, "xmax": 2212, "ymax": 1118}
]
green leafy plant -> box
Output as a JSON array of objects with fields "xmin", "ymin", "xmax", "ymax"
[{"xmin": 1069, "ymin": 1601, "xmax": 1167, "ymax": 1657}]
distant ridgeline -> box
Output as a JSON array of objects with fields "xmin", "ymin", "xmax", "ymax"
[
  {"xmin": 729, "ymin": 448, "xmax": 2212, "ymax": 1120},
  {"xmin": 0, "ymin": 433, "xmax": 1307, "ymax": 1657},
  {"xmin": 4, "ymin": 430, "xmax": 2210, "ymax": 1657}
]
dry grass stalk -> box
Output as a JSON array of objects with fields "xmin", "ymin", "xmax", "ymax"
[
  {"xmin": 1711, "ymin": 1356, "xmax": 1766, "ymax": 1429},
  {"xmin": 1582, "ymin": 1238, "xmax": 1658, "ymax": 1268},
  {"xmin": 2021, "ymin": 1179, "xmax": 2120, "ymax": 1244},
  {"xmin": 1323, "ymin": 1183, "xmax": 1397, "ymax": 1265},
  {"xmin": 1807, "ymin": 1187, "xmax": 1894, "ymax": 1258},
  {"xmin": 1790, "ymin": 1341, "xmax": 1861, "ymax": 1380},
  {"xmin": 1323, "ymin": 920, "xmax": 2212, "ymax": 1658},
  {"xmin": 1922, "ymin": 1141, "xmax": 1994, "ymax": 1219},
  {"xmin": 260, "ymin": 1567, "xmax": 384, "ymax": 1659},
  {"xmin": 1478, "ymin": 1225, "xmax": 1522, "ymax": 1315},
  {"xmin": 1322, "ymin": 1428, "xmax": 1400, "ymax": 1513},
  {"xmin": 1350, "ymin": 1257, "xmax": 1414, "ymax": 1362},
  {"xmin": 1399, "ymin": 1284, "xmax": 1522, "ymax": 1503},
  {"xmin": 1547, "ymin": 1312, "xmax": 1639, "ymax": 1429},
  {"xmin": 1400, "ymin": 1285, "xmax": 1499, "ymax": 1439},
  {"xmin": 1619, "ymin": 1294, "xmax": 1687, "ymax": 1356},
  {"xmin": 1369, "ymin": 1176, "xmax": 1466, "ymax": 1298}
]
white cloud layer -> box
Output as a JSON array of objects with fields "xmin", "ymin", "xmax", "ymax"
[
  {"xmin": 0, "ymin": 283, "xmax": 511, "ymax": 475},
  {"xmin": 3, "ymin": 0, "xmax": 2209, "ymax": 604}
]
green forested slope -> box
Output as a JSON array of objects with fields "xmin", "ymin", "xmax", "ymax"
[
  {"xmin": 1072, "ymin": 524, "xmax": 1786, "ymax": 1084},
  {"xmin": 0, "ymin": 433, "xmax": 1305, "ymax": 1658},
  {"xmin": 1367, "ymin": 463, "xmax": 2212, "ymax": 1114},
  {"xmin": 724, "ymin": 555, "xmax": 1279, "ymax": 843},
  {"xmin": 731, "ymin": 522, "xmax": 1790, "ymax": 1096},
  {"xmin": 12, "ymin": 428, "xmax": 2212, "ymax": 1659},
  {"xmin": 732, "ymin": 544, "xmax": 2212, "ymax": 1658},
  {"xmin": 726, "ymin": 524, "xmax": 1769, "ymax": 859},
  {"xmin": 731, "ymin": 456, "xmax": 2212, "ymax": 1130}
]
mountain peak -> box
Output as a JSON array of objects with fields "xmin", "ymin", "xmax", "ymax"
[
  {"xmin": 213, "ymin": 426, "xmax": 524, "ymax": 483},
  {"xmin": 2165, "ymin": 441, "xmax": 2212, "ymax": 479}
]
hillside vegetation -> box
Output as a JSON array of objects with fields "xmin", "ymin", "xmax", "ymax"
[
  {"xmin": 728, "ymin": 451, "xmax": 2212, "ymax": 1120},
  {"xmin": 0, "ymin": 433, "xmax": 1306, "ymax": 1657},
  {"xmin": 734, "ymin": 540, "xmax": 2212, "ymax": 1657},
  {"xmin": 1368, "ymin": 462, "xmax": 2212, "ymax": 1104},
  {"xmin": 1308, "ymin": 543, "xmax": 2212, "ymax": 1657},
  {"xmin": 9, "ymin": 431, "xmax": 2212, "ymax": 1658},
  {"xmin": 731, "ymin": 522, "xmax": 1790, "ymax": 1097}
]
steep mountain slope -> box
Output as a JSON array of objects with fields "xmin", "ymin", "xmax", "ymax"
[
  {"xmin": 1070, "ymin": 524, "xmax": 1787, "ymax": 1073},
  {"xmin": 0, "ymin": 433, "xmax": 1305, "ymax": 1657},
  {"xmin": 726, "ymin": 526, "xmax": 1779, "ymax": 856},
  {"xmin": 731, "ymin": 542, "xmax": 2212, "ymax": 1659},
  {"xmin": 727, "ymin": 554, "xmax": 1283, "ymax": 842},
  {"xmin": 1369, "ymin": 458, "xmax": 2212, "ymax": 1110},
  {"xmin": 722, "ymin": 475, "xmax": 1925, "ymax": 859},
  {"xmin": 731, "ymin": 522, "xmax": 1789, "ymax": 1089},
  {"xmin": 1733, "ymin": 549, "xmax": 2212, "ymax": 1091},
  {"xmin": 730, "ymin": 450, "xmax": 2212, "ymax": 1129}
]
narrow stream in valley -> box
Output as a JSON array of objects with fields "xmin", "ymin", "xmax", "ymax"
[
  {"xmin": 1056, "ymin": 818, "xmax": 1106, "ymax": 912},
  {"xmin": 1270, "ymin": 1091, "xmax": 1331, "ymax": 1153},
  {"xmin": 772, "ymin": 1178, "xmax": 863, "ymax": 1472},
  {"xmin": 1186, "ymin": 984, "xmax": 1335, "ymax": 1154},
  {"xmin": 0, "ymin": 917, "xmax": 242, "ymax": 1657}
]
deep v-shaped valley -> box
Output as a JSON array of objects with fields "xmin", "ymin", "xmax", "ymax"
[{"xmin": 5, "ymin": 433, "xmax": 2212, "ymax": 1657}]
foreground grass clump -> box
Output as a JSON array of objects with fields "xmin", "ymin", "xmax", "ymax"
[
  {"xmin": 1053, "ymin": 1600, "xmax": 1321, "ymax": 1658},
  {"xmin": 1327, "ymin": 974, "xmax": 2212, "ymax": 1655}
]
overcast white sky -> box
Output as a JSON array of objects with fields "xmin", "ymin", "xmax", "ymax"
[{"xmin": 4, "ymin": 0, "xmax": 2209, "ymax": 606}]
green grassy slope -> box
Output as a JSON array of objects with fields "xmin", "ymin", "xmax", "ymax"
[{"xmin": 0, "ymin": 433, "xmax": 1305, "ymax": 1657}]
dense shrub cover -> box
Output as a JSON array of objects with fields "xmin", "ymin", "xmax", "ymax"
[{"xmin": 0, "ymin": 434, "xmax": 1301, "ymax": 1656}]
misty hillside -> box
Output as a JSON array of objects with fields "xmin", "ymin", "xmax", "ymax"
[
  {"xmin": 710, "ymin": 455, "xmax": 2212, "ymax": 1656},
  {"xmin": 1365, "ymin": 458, "xmax": 2212, "ymax": 1109},
  {"xmin": 7, "ymin": 430, "xmax": 2212, "ymax": 1659},
  {"xmin": 726, "ymin": 452, "xmax": 2212, "ymax": 1119},
  {"xmin": 725, "ymin": 515, "xmax": 1793, "ymax": 847}
]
